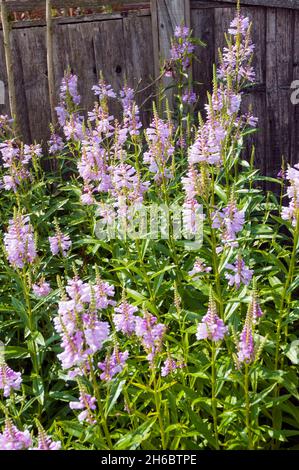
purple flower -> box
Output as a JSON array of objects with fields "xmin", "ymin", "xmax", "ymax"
[
  {"xmin": 120, "ymin": 86, "xmax": 142, "ymax": 137},
  {"xmin": 228, "ymin": 15, "xmax": 250, "ymax": 36},
  {"xmin": 174, "ymin": 25, "xmax": 190, "ymax": 39},
  {"xmin": 135, "ymin": 312, "xmax": 166, "ymax": 364},
  {"xmin": 111, "ymin": 163, "xmax": 149, "ymax": 206},
  {"xmin": 212, "ymin": 200, "xmax": 245, "ymax": 247},
  {"xmin": 53, "ymin": 275, "xmax": 114, "ymax": 376},
  {"xmin": 281, "ymin": 164, "xmax": 299, "ymax": 226},
  {"xmin": 188, "ymin": 120, "xmax": 225, "ymax": 166},
  {"xmin": 80, "ymin": 186, "xmax": 95, "ymax": 205},
  {"xmin": 92, "ymin": 78, "xmax": 116, "ymax": 100},
  {"xmin": 0, "ymin": 363, "xmax": 22, "ymax": 397},
  {"xmin": 55, "ymin": 104, "xmax": 68, "ymax": 126},
  {"xmin": 0, "ymin": 140, "xmax": 31, "ymax": 192},
  {"xmin": 196, "ymin": 296, "xmax": 228, "ymax": 342},
  {"xmin": 70, "ymin": 390, "xmax": 97, "ymax": 424},
  {"xmin": 63, "ymin": 115, "xmax": 84, "ymax": 141},
  {"xmin": 98, "ymin": 348, "xmax": 129, "ymax": 381},
  {"xmin": 31, "ymin": 427, "xmax": 61, "ymax": 451},
  {"xmin": 0, "ymin": 420, "xmax": 32, "ymax": 450},
  {"xmin": 48, "ymin": 133, "xmax": 64, "ymax": 154},
  {"xmin": 225, "ymin": 256, "xmax": 253, "ymax": 289},
  {"xmin": 182, "ymin": 90, "xmax": 197, "ymax": 105},
  {"xmin": 113, "ymin": 301, "xmax": 138, "ymax": 335},
  {"xmin": 23, "ymin": 144, "xmax": 42, "ymax": 164},
  {"xmin": 49, "ymin": 230, "xmax": 72, "ymax": 257},
  {"xmin": 189, "ymin": 258, "xmax": 212, "ymax": 277},
  {"xmin": 217, "ymin": 14, "xmax": 255, "ymax": 86},
  {"xmin": 182, "ymin": 198, "xmax": 203, "ymax": 238},
  {"xmin": 170, "ymin": 26, "xmax": 195, "ymax": 71},
  {"xmin": 83, "ymin": 316, "xmax": 110, "ymax": 353},
  {"xmin": 252, "ymin": 295, "xmax": 263, "ymax": 323},
  {"xmin": 60, "ymin": 72, "xmax": 81, "ymax": 106},
  {"xmin": 32, "ymin": 280, "xmax": 51, "ymax": 297},
  {"xmin": 144, "ymin": 114, "xmax": 174, "ymax": 183},
  {"xmin": 4, "ymin": 213, "xmax": 37, "ymax": 269},
  {"xmin": 161, "ymin": 357, "xmax": 184, "ymax": 377},
  {"xmin": 88, "ymin": 102, "xmax": 115, "ymax": 138},
  {"xmin": 237, "ymin": 297, "xmax": 258, "ymax": 365},
  {"xmin": 238, "ymin": 324, "xmax": 254, "ymax": 364},
  {"xmin": 182, "ymin": 166, "xmax": 200, "ymax": 199}
]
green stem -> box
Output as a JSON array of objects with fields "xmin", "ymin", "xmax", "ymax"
[
  {"xmin": 274, "ymin": 215, "xmax": 299, "ymax": 371},
  {"xmin": 21, "ymin": 269, "xmax": 39, "ymax": 378},
  {"xmin": 153, "ymin": 372, "xmax": 166, "ymax": 450},
  {"xmin": 272, "ymin": 214, "xmax": 299, "ymax": 447},
  {"xmin": 89, "ymin": 359, "xmax": 113, "ymax": 450},
  {"xmin": 211, "ymin": 342, "xmax": 220, "ymax": 449},
  {"xmin": 244, "ymin": 363, "xmax": 253, "ymax": 449}
]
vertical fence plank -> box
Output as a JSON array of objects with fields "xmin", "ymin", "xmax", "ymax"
[
  {"xmin": 292, "ymin": 11, "xmax": 299, "ymax": 167},
  {"xmin": 53, "ymin": 22, "xmax": 98, "ymax": 116},
  {"xmin": 150, "ymin": 0, "xmax": 190, "ymax": 108},
  {"xmin": 15, "ymin": 26, "xmax": 51, "ymax": 143},
  {"xmin": 123, "ymin": 13, "xmax": 155, "ymax": 125},
  {"xmin": 1, "ymin": 0, "xmax": 19, "ymax": 133},
  {"xmin": 92, "ymin": 18, "xmax": 125, "ymax": 118},
  {"xmin": 46, "ymin": 0, "xmax": 56, "ymax": 124},
  {"xmin": 191, "ymin": 5, "xmax": 215, "ymax": 115}
]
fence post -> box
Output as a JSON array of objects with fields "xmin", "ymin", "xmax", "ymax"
[
  {"xmin": 1, "ymin": 0, "xmax": 19, "ymax": 134},
  {"xmin": 150, "ymin": 0, "xmax": 191, "ymax": 108},
  {"xmin": 46, "ymin": 0, "xmax": 56, "ymax": 125}
]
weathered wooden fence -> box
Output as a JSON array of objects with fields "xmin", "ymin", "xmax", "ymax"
[{"xmin": 0, "ymin": 0, "xmax": 298, "ymax": 177}]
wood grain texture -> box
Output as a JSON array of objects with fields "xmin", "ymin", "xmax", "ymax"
[
  {"xmin": 14, "ymin": 25, "xmax": 51, "ymax": 143},
  {"xmin": 0, "ymin": 1, "xmax": 297, "ymax": 178},
  {"xmin": 191, "ymin": 6, "xmax": 214, "ymax": 115},
  {"xmin": 1, "ymin": 1, "xmax": 18, "ymax": 131},
  {"xmin": 123, "ymin": 13, "xmax": 155, "ymax": 125},
  {"xmin": 291, "ymin": 11, "xmax": 299, "ymax": 167},
  {"xmin": 194, "ymin": 0, "xmax": 299, "ymax": 10},
  {"xmin": 151, "ymin": 0, "xmax": 190, "ymax": 109},
  {"xmin": 0, "ymin": 0, "xmax": 148, "ymax": 13}
]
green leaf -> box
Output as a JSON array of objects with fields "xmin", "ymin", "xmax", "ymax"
[
  {"xmin": 32, "ymin": 375, "xmax": 44, "ymax": 405},
  {"xmin": 115, "ymin": 418, "xmax": 157, "ymax": 450},
  {"xmin": 4, "ymin": 345, "xmax": 30, "ymax": 360},
  {"xmin": 285, "ymin": 340, "xmax": 299, "ymax": 365},
  {"xmin": 105, "ymin": 379, "xmax": 126, "ymax": 417}
]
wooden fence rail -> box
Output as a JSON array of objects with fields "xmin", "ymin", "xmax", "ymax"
[
  {"xmin": 1, "ymin": 0, "xmax": 147, "ymax": 12},
  {"xmin": 0, "ymin": 0, "xmax": 298, "ymax": 177}
]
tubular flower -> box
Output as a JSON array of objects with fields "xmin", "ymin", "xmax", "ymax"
[
  {"xmin": 69, "ymin": 389, "xmax": 97, "ymax": 424},
  {"xmin": 4, "ymin": 213, "xmax": 37, "ymax": 269},
  {"xmin": 31, "ymin": 424, "xmax": 61, "ymax": 451},
  {"xmin": 135, "ymin": 312, "xmax": 166, "ymax": 364},
  {"xmin": 113, "ymin": 300, "xmax": 138, "ymax": 336},
  {"xmin": 53, "ymin": 276, "xmax": 113, "ymax": 377},
  {"xmin": 144, "ymin": 113, "xmax": 174, "ymax": 183},
  {"xmin": 32, "ymin": 279, "xmax": 51, "ymax": 297},
  {"xmin": 98, "ymin": 348, "xmax": 129, "ymax": 381},
  {"xmin": 161, "ymin": 357, "xmax": 185, "ymax": 377},
  {"xmin": 212, "ymin": 199, "xmax": 245, "ymax": 248},
  {"xmin": 196, "ymin": 295, "xmax": 228, "ymax": 342},
  {"xmin": 237, "ymin": 298, "xmax": 257, "ymax": 364},
  {"xmin": 0, "ymin": 363, "xmax": 22, "ymax": 397},
  {"xmin": 225, "ymin": 256, "xmax": 253, "ymax": 288},
  {"xmin": 49, "ymin": 226, "xmax": 72, "ymax": 257},
  {"xmin": 0, "ymin": 420, "xmax": 32, "ymax": 450},
  {"xmin": 281, "ymin": 164, "xmax": 299, "ymax": 226}
]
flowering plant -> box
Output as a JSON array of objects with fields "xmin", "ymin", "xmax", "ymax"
[{"xmin": 0, "ymin": 8, "xmax": 298, "ymax": 451}]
